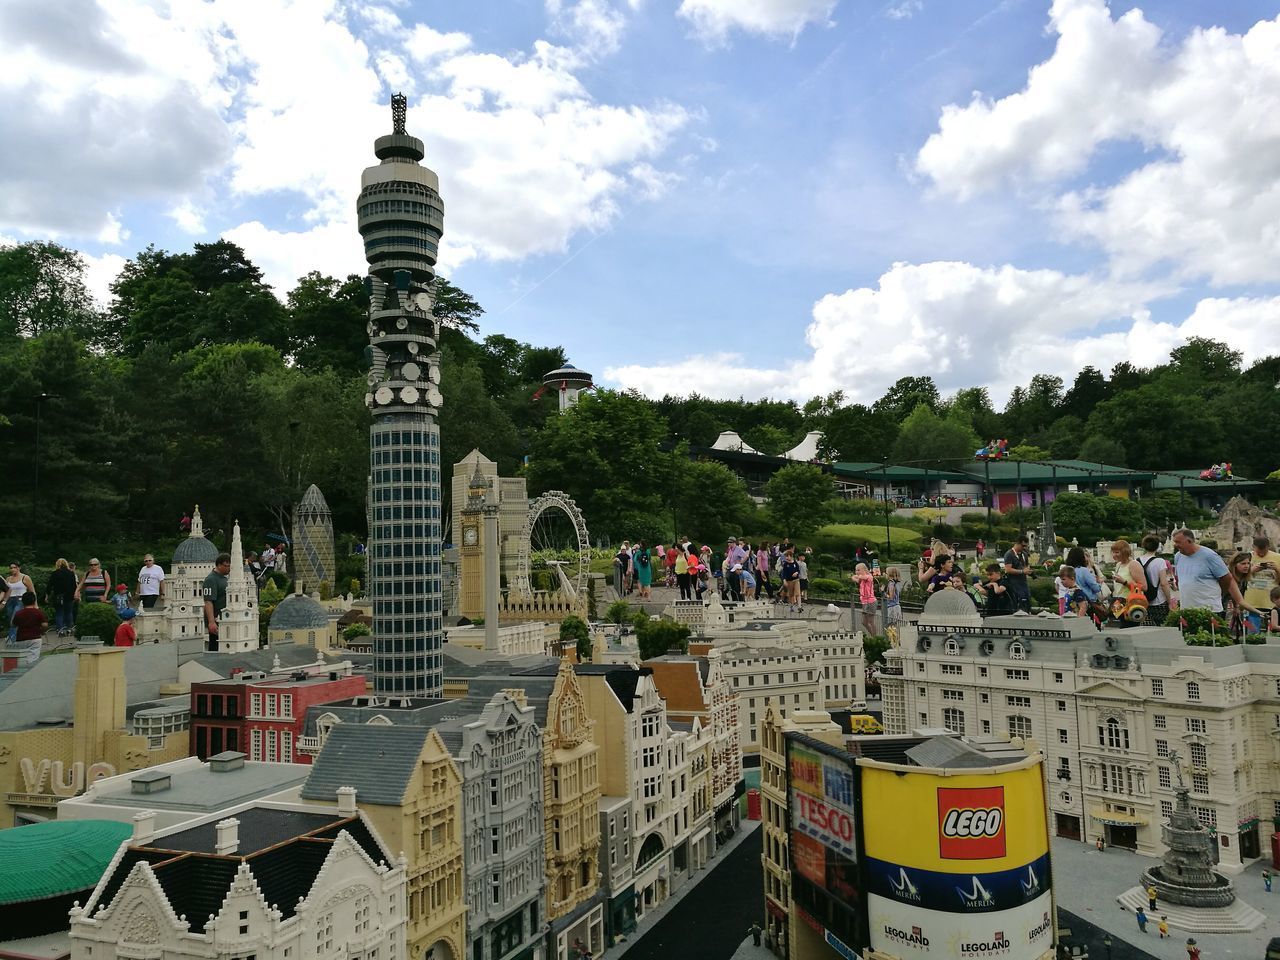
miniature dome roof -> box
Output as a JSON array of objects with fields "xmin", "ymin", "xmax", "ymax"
[
  {"xmin": 173, "ymin": 534, "xmax": 219, "ymax": 565},
  {"xmin": 296, "ymin": 483, "xmax": 331, "ymax": 517},
  {"xmin": 0, "ymin": 819, "xmax": 132, "ymax": 905},
  {"xmin": 919, "ymin": 588, "xmax": 982, "ymax": 626},
  {"xmin": 270, "ymin": 592, "xmax": 331, "ymax": 630}
]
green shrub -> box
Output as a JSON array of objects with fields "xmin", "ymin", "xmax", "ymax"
[
  {"xmin": 808, "ymin": 577, "xmax": 845, "ymax": 597},
  {"xmin": 605, "ymin": 600, "xmax": 632, "ymax": 625},
  {"xmin": 343, "ymin": 622, "xmax": 372, "ymax": 643},
  {"xmin": 75, "ymin": 602, "xmax": 121, "ymax": 643}
]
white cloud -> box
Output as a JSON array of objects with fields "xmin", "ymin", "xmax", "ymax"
[
  {"xmin": 0, "ymin": 0, "xmax": 233, "ymax": 240},
  {"xmin": 168, "ymin": 200, "xmax": 206, "ymax": 234},
  {"xmin": 605, "ymin": 259, "xmax": 1213, "ymax": 404},
  {"xmin": 546, "ymin": 0, "xmax": 629, "ymax": 58},
  {"xmin": 82, "ymin": 251, "xmax": 127, "ymax": 308},
  {"xmin": 887, "ymin": 1, "xmax": 923, "ymax": 20},
  {"xmin": 223, "ymin": 218, "xmax": 362, "ymax": 295},
  {"xmin": 915, "ymin": 0, "xmax": 1280, "ymax": 286},
  {"xmin": 677, "ymin": 0, "xmax": 837, "ymax": 43}
]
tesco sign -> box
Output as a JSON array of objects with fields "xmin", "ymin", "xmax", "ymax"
[{"xmin": 794, "ymin": 792, "xmax": 857, "ymax": 856}]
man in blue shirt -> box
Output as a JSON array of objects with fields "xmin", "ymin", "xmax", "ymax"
[{"xmin": 1172, "ymin": 529, "xmax": 1257, "ymax": 615}]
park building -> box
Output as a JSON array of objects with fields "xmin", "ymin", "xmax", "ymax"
[
  {"xmin": 641, "ymin": 650, "xmax": 744, "ymax": 842},
  {"xmin": 688, "ymin": 624, "xmax": 864, "ymax": 760},
  {"xmin": 878, "ymin": 589, "xmax": 1280, "ymax": 871},
  {"xmin": 758, "ymin": 704, "xmax": 843, "ymax": 959},
  {"xmin": 0, "ymin": 642, "xmax": 191, "ymax": 828},
  {"xmin": 436, "ymin": 692, "xmax": 546, "ymax": 960},
  {"xmin": 68, "ymin": 794, "xmax": 407, "ymax": 960},
  {"xmin": 188, "ymin": 660, "xmax": 366, "ymax": 762}
]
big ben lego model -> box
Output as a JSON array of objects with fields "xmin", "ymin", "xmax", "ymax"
[{"xmin": 459, "ymin": 465, "xmax": 488, "ymax": 620}]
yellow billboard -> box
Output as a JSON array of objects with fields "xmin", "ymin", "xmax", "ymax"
[{"xmin": 860, "ymin": 760, "xmax": 1049, "ymax": 872}]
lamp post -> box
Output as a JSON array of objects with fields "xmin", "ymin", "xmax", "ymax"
[
  {"xmin": 881, "ymin": 460, "xmax": 891, "ymax": 559},
  {"xmin": 31, "ymin": 392, "xmax": 62, "ymax": 549},
  {"xmin": 984, "ymin": 456, "xmax": 992, "ymax": 538}
]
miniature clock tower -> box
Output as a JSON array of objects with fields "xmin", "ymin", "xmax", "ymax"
[{"xmin": 459, "ymin": 465, "xmax": 488, "ymax": 620}]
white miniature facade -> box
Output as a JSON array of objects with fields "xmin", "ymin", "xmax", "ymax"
[
  {"xmin": 454, "ymin": 693, "xmax": 546, "ymax": 960},
  {"xmin": 69, "ymin": 826, "xmax": 406, "ymax": 960},
  {"xmin": 218, "ymin": 521, "xmax": 259, "ymax": 654},
  {"xmin": 878, "ymin": 598, "xmax": 1280, "ymax": 872}
]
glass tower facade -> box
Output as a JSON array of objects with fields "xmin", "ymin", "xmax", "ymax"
[{"xmin": 360, "ymin": 95, "xmax": 446, "ymax": 695}]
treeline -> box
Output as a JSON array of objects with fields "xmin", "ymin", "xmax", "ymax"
[{"xmin": 1, "ymin": 239, "xmax": 1276, "ymax": 560}]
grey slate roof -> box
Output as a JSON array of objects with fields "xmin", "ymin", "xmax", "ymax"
[
  {"xmin": 300, "ymin": 696, "xmax": 449, "ymax": 737},
  {"xmin": 191, "ymin": 645, "xmax": 336, "ymax": 678},
  {"xmin": 269, "ymin": 593, "xmax": 331, "ymax": 630},
  {"xmin": 301, "ymin": 722, "xmax": 433, "ymax": 805},
  {"xmin": 464, "ymin": 676, "xmax": 558, "ymax": 726},
  {"xmin": 173, "ymin": 535, "xmax": 219, "ymax": 565}
]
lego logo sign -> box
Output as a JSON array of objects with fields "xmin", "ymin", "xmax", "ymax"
[{"xmin": 938, "ymin": 787, "xmax": 1006, "ymax": 859}]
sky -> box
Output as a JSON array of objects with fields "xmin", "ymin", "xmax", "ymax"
[{"xmin": 2, "ymin": 0, "xmax": 1279, "ymax": 406}]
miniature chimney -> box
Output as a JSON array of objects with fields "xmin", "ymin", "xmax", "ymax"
[
  {"xmin": 132, "ymin": 809, "xmax": 157, "ymax": 843},
  {"xmin": 215, "ymin": 817, "xmax": 240, "ymax": 855},
  {"xmin": 337, "ymin": 785, "xmax": 358, "ymax": 816}
]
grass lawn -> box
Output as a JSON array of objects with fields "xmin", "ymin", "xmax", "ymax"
[{"xmin": 814, "ymin": 523, "xmax": 922, "ymax": 544}]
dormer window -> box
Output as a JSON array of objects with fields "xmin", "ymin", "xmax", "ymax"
[
  {"xmin": 1009, "ymin": 641, "xmax": 1026, "ymax": 661},
  {"xmin": 944, "ymin": 637, "xmax": 961, "ymax": 656}
]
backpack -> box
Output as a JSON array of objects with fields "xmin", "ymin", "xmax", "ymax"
[{"xmin": 1139, "ymin": 557, "xmax": 1162, "ymax": 603}]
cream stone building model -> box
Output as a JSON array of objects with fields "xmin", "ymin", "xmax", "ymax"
[
  {"xmin": 689, "ymin": 626, "xmax": 864, "ymax": 758},
  {"xmin": 878, "ymin": 589, "xmax": 1280, "ymax": 871},
  {"xmin": 215, "ymin": 521, "xmax": 260, "ymax": 654},
  {"xmin": 541, "ymin": 659, "xmax": 605, "ymax": 960},
  {"xmin": 68, "ymin": 800, "xmax": 406, "ymax": 960},
  {"xmin": 0, "ymin": 642, "xmax": 190, "ymax": 827},
  {"xmin": 136, "ymin": 505, "xmax": 219, "ymax": 645},
  {"xmin": 576, "ymin": 665, "xmax": 715, "ymax": 922},
  {"xmin": 453, "ymin": 448, "xmax": 529, "ymax": 598},
  {"xmin": 758, "ymin": 703, "xmax": 842, "ymax": 959},
  {"xmin": 302, "ymin": 722, "xmax": 466, "ymax": 960},
  {"xmin": 641, "ymin": 651, "xmax": 743, "ymax": 840},
  {"xmin": 439, "ymin": 691, "xmax": 546, "ymax": 960}
]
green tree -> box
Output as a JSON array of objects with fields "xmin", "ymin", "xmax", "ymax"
[
  {"xmin": 764, "ymin": 463, "xmax": 832, "ymax": 538},
  {"xmin": 891, "ymin": 403, "xmax": 978, "ymax": 464},
  {"xmin": 1009, "ymin": 444, "xmax": 1051, "ymax": 461},
  {"xmin": 672, "ymin": 459, "xmax": 754, "ymax": 545},
  {"xmin": 287, "ymin": 272, "xmax": 369, "ymax": 375},
  {"xmin": 525, "ymin": 390, "xmax": 672, "ymax": 540},
  {"xmin": 1061, "ymin": 366, "xmax": 1108, "ymax": 421},
  {"xmin": 0, "ymin": 241, "xmax": 103, "ymax": 341},
  {"xmin": 742, "ymin": 424, "xmax": 790, "ymax": 457},
  {"xmin": 1050, "ymin": 492, "xmax": 1105, "ymax": 533},
  {"xmin": 559, "ymin": 614, "xmax": 591, "ymax": 660},
  {"xmin": 815, "ymin": 404, "xmax": 897, "ymax": 462},
  {"xmin": 1043, "ymin": 415, "xmax": 1084, "ymax": 459},
  {"xmin": 605, "ymin": 600, "xmax": 631, "ymax": 624},
  {"xmin": 873, "ymin": 376, "xmax": 940, "ymax": 422},
  {"xmin": 1077, "ymin": 434, "xmax": 1127, "ymax": 466},
  {"xmin": 432, "ymin": 276, "xmax": 484, "ymax": 333},
  {"xmin": 632, "ymin": 612, "xmax": 690, "ymax": 660}
]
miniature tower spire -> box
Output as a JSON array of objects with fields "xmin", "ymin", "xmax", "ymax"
[
  {"xmin": 217, "ymin": 521, "xmax": 259, "ymax": 654},
  {"xmin": 361, "ymin": 94, "xmax": 446, "ymax": 695},
  {"xmin": 190, "ymin": 505, "xmax": 204, "ymax": 539}
]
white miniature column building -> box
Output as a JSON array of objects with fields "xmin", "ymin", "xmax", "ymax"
[{"xmin": 218, "ymin": 521, "xmax": 260, "ymax": 654}]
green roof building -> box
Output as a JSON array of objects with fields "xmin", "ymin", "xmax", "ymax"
[{"xmin": 0, "ymin": 819, "xmax": 132, "ymax": 944}]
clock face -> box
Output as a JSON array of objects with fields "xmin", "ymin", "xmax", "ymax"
[{"xmin": 463, "ymin": 527, "xmax": 478, "ymax": 546}]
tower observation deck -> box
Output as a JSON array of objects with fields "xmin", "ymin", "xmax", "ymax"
[{"xmin": 361, "ymin": 94, "xmax": 446, "ymax": 696}]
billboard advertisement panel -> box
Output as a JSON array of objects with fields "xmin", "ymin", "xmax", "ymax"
[
  {"xmin": 787, "ymin": 735, "xmax": 865, "ymax": 951},
  {"xmin": 788, "ymin": 738, "xmax": 858, "ymax": 861},
  {"xmin": 860, "ymin": 761, "xmax": 1052, "ymax": 960}
]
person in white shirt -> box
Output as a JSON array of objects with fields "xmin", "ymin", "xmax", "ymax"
[
  {"xmin": 1138, "ymin": 534, "xmax": 1175, "ymax": 623},
  {"xmin": 135, "ymin": 555, "xmax": 166, "ymax": 609}
]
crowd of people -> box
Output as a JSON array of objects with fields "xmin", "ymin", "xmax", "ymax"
[
  {"xmin": 908, "ymin": 530, "xmax": 1280, "ymax": 636},
  {"xmin": 1, "ymin": 534, "xmax": 290, "ymax": 655},
  {"xmin": 612, "ymin": 537, "xmax": 818, "ymax": 612}
]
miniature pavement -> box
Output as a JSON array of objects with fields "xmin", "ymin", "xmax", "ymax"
[{"xmin": 1052, "ymin": 836, "xmax": 1280, "ymax": 958}]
